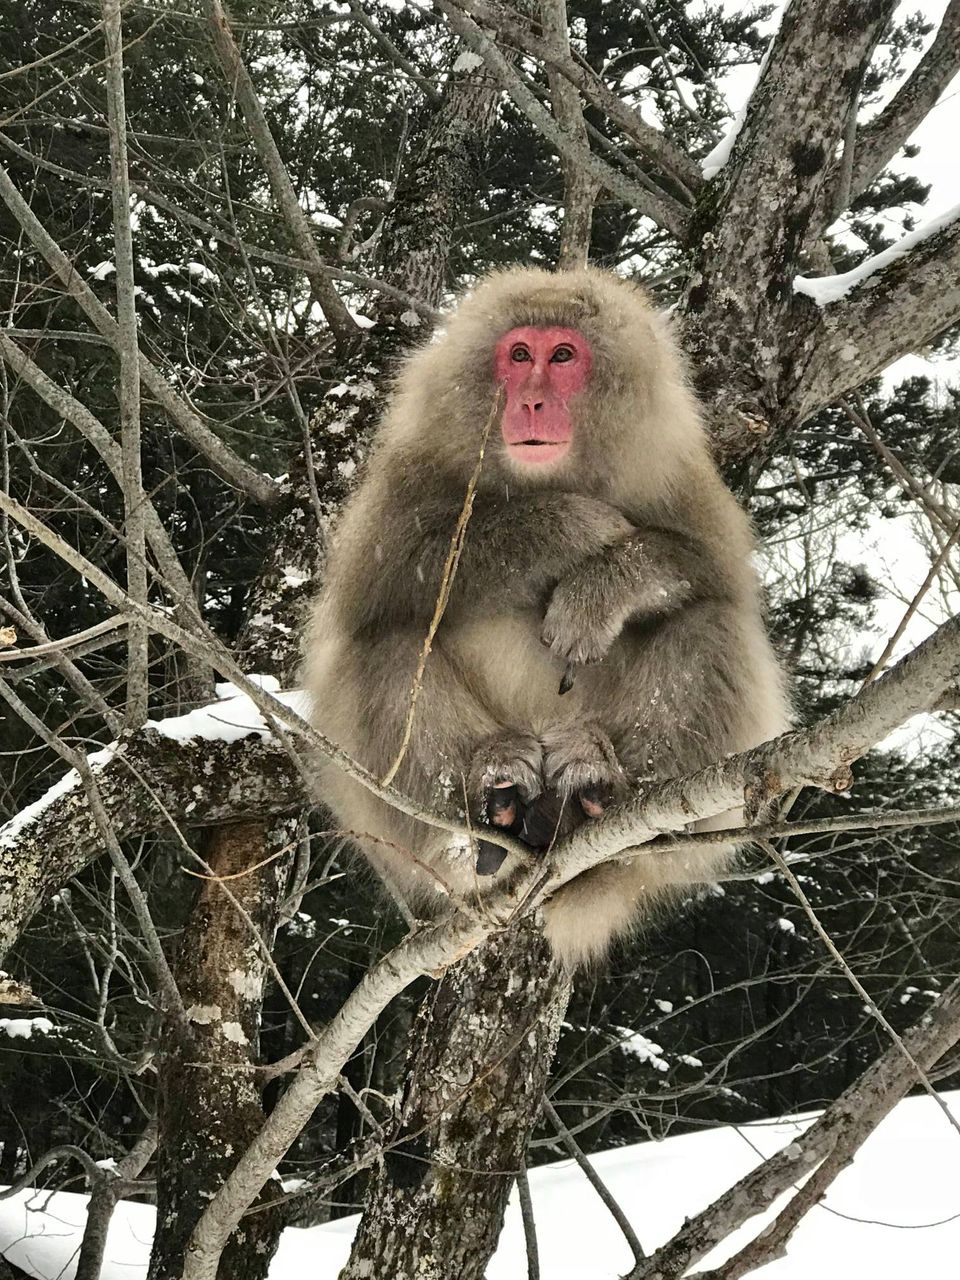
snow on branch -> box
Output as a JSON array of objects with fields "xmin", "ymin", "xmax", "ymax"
[
  {"xmin": 0, "ymin": 695, "xmax": 306, "ymax": 960},
  {"xmin": 797, "ymin": 202, "xmax": 960, "ymax": 419},
  {"xmin": 794, "ymin": 200, "xmax": 960, "ymax": 305},
  {"xmin": 699, "ymin": 36, "xmax": 773, "ymax": 180}
]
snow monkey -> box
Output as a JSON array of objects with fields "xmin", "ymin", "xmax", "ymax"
[{"xmin": 305, "ymin": 268, "xmax": 788, "ymax": 968}]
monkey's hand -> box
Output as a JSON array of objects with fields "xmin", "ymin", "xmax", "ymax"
[
  {"xmin": 540, "ymin": 557, "xmax": 633, "ymax": 673},
  {"xmin": 541, "ymin": 529, "xmax": 701, "ymax": 685}
]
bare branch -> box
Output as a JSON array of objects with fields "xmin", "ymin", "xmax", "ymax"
[
  {"xmin": 540, "ymin": 0, "xmax": 598, "ymax": 268},
  {"xmin": 347, "ymin": 0, "xmax": 441, "ymax": 105},
  {"xmin": 517, "ymin": 1157, "xmax": 540, "ymax": 1280},
  {"xmin": 0, "ymin": 164, "xmax": 281, "ymax": 507},
  {"xmin": 0, "ymin": 126, "xmax": 436, "ymax": 319},
  {"xmin": 0, "ymin": 333, "xmax": 205, "ymax": 614},
  {"xmin": 102, "ymin": 0, "xmax": 148, "ymax": 726},
  {"xmin": 628, "ymin": 975, "xmax": 960, "ymax": 1280},
  {"xmin": 181, "ymin": 612, "xmax": 960, "ymax": 1278},
  {"xmin": 0, "ymin": 615, "xmax": 127, "ymax": 662},
  {"xmin": 75, "ymin": 1121, "xmax": 157, "ymax": 1280},
  {"xmin": 447, "ymin": 0, "xmax": 700, "ymax": 196},
  {"xmin": 203, "ymin": 0, "xmax": 360, "ymax": 350},
  {"xmin": 431, "ymin": 0, "xmax": 690, "ymax": 237},
  {"xmin": 542, "ymin": 1097, "xmax": 644, "ymax": 1265},
  {"xmin": 850, "ymin": 0, "xmax": 960, "ymax": 202},
  {"xmin": 0, "ymin": 676, "xmax": 189, "ymax": 1032}
]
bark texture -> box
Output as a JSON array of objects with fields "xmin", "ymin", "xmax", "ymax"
[
  {"xmin": 149, "ymin": 821, "xmax": 288, "ymax": 1280},
  {"xmin": 341, "ymin": 921, "xmax": 570, "ymax": 1280},
  {"xmin": 376, "ymin": 56, "xmax": 505, "ymax": 315},
  {"xmin": 682, "ymin": 0, "xmax": 897, "ymax": 472}
]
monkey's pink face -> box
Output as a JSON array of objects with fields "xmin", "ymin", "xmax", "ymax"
[{"xmin": 494, "ymin": 326, "xmax": 592, "ymax": 466}]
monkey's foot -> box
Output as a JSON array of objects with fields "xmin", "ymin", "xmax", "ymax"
[
  {"xmin": 468, "ymin": 733, "xmax": 544, "ymax": 876},
  {"xmin": 542, "ymin": 723, "xmax": 628, "ymax": 819}
]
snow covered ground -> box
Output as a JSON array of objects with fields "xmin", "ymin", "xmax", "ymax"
[{"xmin": 3, "ymin": 1092, "xmax": 959, "ymax": 1278}]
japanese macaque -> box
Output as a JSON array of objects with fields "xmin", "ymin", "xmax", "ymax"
[{"xmin": 305, "ymin": 268, "xmax": 788, "ymax": 968}]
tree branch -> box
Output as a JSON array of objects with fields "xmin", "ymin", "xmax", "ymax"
[
  {"xmin": 0, "ymin": 164, "xmax": 280, "ymax": 507},
  {"xmin": 850, "ymin": 0, "xmax": 960, "ymax": 203},
  {"xmin": 447, "ymin": 0, "xmax": 700, "ymax": 196},
  {"xmin": 540, "ymin": 0, "xmax": 598, "ymax": 267},
  {"xmin": 102, "ymin": 0, "xmax": 148, "ymax": 726},
  {"xmin": 180, "ymin": 612, "xmax": 960, "ymax": 1279},
  {"xmin": 0, "ymin": 724, "xmax": 304, "ymax": 960},
  {"xmin": 795, "ymin": 203, "xmax": 960, "ymax": 419},
  {"xmin": 203, "ymin": 0, "xmax": 360, "ymax": 350},
  {"xmin": 628, "ymin": 974, "xmax": 960, "ymax": 1279},
  {"xmin": 0, "ymin": 126, "xmax": 437, "ymax": 320},
  {"xmin": 430, "ymin": 0, "xmax": 690, "ymax": 237}
]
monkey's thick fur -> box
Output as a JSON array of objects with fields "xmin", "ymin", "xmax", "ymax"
[{"xmin": 306, "ymin": 268, "xmax": 788, "ymax": 968}]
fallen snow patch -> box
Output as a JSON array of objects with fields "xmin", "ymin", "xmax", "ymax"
[{"xmin": 4, "ymin": 1094, "xmax": 960, "ymax": 1278}]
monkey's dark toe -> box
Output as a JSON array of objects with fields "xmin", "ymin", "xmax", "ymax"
[
  {"xmin": 518, "ymin": 792, "xmax": 566, "ymax": 849},
  {"xmin": 579, "ymin": 784, "xmax": 610, "ymax": 819},
  {"xmin": 487, "ymin": 783, "xmax": 521, "ymax": 828},
  {"xmin": 476, "ymin": 840, "xmax": 509, "ymax": 876}
]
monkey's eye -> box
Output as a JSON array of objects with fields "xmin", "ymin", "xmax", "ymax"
[
  {"xmin": 510, "ymin": 345, "xmax": 532, "ymax": 363},
  {"xmin": 550, "ymin": 345, "xmax": 575, "ymax": 363}
]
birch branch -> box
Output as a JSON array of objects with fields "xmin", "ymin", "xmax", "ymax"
[
  {"xmin": 180, "ymin": 612, "xmax": 960, "ymax": 1279},
  {"xmin": 628, "ymin": 975, "xmax": 960, "ymax": 1280}
]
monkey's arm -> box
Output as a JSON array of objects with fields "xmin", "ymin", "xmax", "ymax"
[
  {"xmin": 541, "ymin": 526, "xmax": 727, "ymax": 669},
  {"xmin": 331, "ymin": 485, "xmax": 634, "ymax": 634}
]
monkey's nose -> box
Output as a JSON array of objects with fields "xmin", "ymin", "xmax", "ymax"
[{"xmin": 524, "ymin": 399, "xmax": 544, "ymax": 413}]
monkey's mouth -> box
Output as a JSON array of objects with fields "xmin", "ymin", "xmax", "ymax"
[{"xmin": 508, "ymin": 439, "xmax": 571, "ymax": 464}]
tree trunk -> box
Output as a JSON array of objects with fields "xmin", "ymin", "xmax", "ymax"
[
  {"xmin": 148, "ymin": 821, "xmax": 288, "ymax": 1280},
  {"xmin": 341, "ymin": 921, "xmax": 570, "ymax": 1280}
]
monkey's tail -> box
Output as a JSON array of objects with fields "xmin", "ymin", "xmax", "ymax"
[{"xmin": 543, "ymin": 834, "xmax": 735, "ymax": 970}]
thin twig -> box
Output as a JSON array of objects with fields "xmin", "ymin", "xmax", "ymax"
[
  {"xmin": 861, "ymin": 520, "xmax": 960, "ymax": 687},
  {"xmin": 761, "ymin": 840, "xmax": 960, "ymax": 1138},
  {"xmin": 203, "ymin": 0, "xmax": 359, "ymax": 349},
  {"xmin": 103, "ymin": 0, "xmax": 148, "ymax": 727},
  {"xmin": 381, "ymin": 389, "xmax": 499, "ymax": 785},
  {"xmin": 542, "ymin": 1097, "xmax": 645, "ymax": 1264},
  {"xmin": 0, "ymin": 614, "xmax": 128, "ymax": 661},
  {"xmin": 517, "ymin": 1156, "xmax": 540, "ymax": 1280}
]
